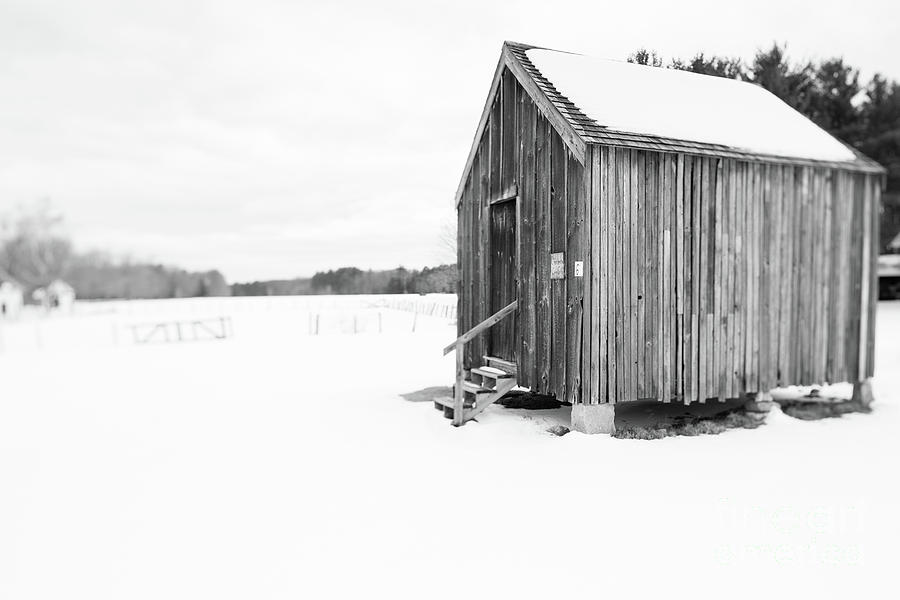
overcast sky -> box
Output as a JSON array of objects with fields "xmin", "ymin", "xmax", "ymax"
[{"xmin": 1, "ymin": 0, "xmax": 898, "ymax": 281}]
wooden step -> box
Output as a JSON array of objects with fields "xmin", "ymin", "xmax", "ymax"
[
  {"xmin": 462, "ymin": 381, "xmax": 491, "ymax": 395},
  {"xmin": 433, "ymin": 396, "xmax": 472, "ymax": 410},
  {"xmin": 461, "ymin": 377, "xmax": 519, "ymax": 421},
  {"xmin": 483, "ymin": 356, "xmax": 517, "ymax": 375},
  {"xmin": 471, "ymin": 366, "xmax": 513, "ymax": 380}
]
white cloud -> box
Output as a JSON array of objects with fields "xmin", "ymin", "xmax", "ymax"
[{"xmin": 1, "ymin": 0, "xmax": 897, "ymax": 281}]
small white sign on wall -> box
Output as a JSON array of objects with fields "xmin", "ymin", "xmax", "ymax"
[
  {"xmin": 550, "ymin": 252, "xmax": 565, "ymax": 279},
  {"xmin": 574, "ymin": 261, "xmax": 584, "ymax": 277}
]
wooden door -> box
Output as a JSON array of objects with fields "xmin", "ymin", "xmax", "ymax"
[{"xmin": 489, "ymin": 198, "xmax": 518, "ymax": 361}]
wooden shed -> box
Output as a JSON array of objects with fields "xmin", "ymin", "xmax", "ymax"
[{"xmin": 442, "ymin": 42, "xmax": 885, "ymax": 433}]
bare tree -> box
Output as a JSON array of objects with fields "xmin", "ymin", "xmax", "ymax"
[
  {"xmin": 437, "ymin": 216, "xmax": 457, "ymax": 265},
  {"xmin": 0, "ymin": 200, "xmax": 73, "ymax": 288}
]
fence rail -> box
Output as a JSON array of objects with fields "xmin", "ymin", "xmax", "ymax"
[{"xmin": 130, "ymin": 316, "xmax": 233, "ymax": 344}]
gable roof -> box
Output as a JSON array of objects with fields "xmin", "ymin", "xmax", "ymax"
[{"xmin": 456, "ymin": 41, "xmax": 883, "ymax": 202}]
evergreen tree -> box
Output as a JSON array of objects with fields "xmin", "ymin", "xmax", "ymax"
[
  {"xmin": 627, "ymin": 48, "xmax": 664, "ymax": 67},
  {"xmin": 809, "ymin": 58, "xmax": 862, "ymax": 142},
  {"xmin": 746, "ymin": 44, "xmax": 816, "ymax": 115},
  {"xmin": 670, "ymin": 53, "xmax": 745, "ymax": 79}
]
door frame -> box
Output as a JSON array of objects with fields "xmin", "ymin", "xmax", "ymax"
[{"xmin": 485, "ymin": 185, "xmax": 520, "ymax": 360}]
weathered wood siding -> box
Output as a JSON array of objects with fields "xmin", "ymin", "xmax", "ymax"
[
  {"xmin": 583, "ymin": 148, "xmax": 881, "ymax": 404},
  {"xmin": 457, "ymin": 68, "xmax": 583, "ymax": 400},
  {"xmin": 458, "ymin": 68, "xmax": 880, "ymax": 405}
]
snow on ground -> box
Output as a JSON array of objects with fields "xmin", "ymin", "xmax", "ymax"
[{"xmin": 1, "ymin": 296, "xmax": 899, "ymax": 599}]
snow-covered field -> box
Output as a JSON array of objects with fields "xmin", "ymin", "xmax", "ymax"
[{"xmin": 1, "ymin": 295, "xmax": 898, "ymax": 599}]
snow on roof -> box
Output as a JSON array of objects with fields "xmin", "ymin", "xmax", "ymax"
[{"xmin": 525, "ymin": 48, "xmax": 857, "ymax": 163}]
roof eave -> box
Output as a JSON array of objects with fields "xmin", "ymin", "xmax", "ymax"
[{"xmin": 581, "ymin": 136, "xmax": 887, "ymax": 175}]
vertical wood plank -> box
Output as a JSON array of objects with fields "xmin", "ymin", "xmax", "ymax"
[
  {"xmin": 646, "ymin": 152, "xmax": 659, "ymax": 399},
  {"xmin": 656, "ymin": 153, "xmax": 666, "ymax": 400},
  {"xmin": 461, "ymin": 174, "xmax": 472, "ymax": 367},
  {"xmin": 809, "ymin": 169, "xmax": 821, "ymax": 384},
  {"xmin": 708, "ymin": 158, "xmax": 718, "ymax": 399},
  {"xmin": 761, "ymin": 163, "xmax": 772, "ymax": 389},
  {"xmin": 534, "ymin": 114, "xmax": 551, "ymax": 394},
  {"xmin": 605, "ymin": 147, "xmax": 622, "ymax": 402},
  {"xmin": 579, "ymin": 145, "xmax": 596, "ymax": 404},
  {"xmin": 684, "ymin": 156, "xmax": 696, "ymax": 403},
  {"xmin": 698, "ymin": 158, "xmax": 709, "ymax": 402},
  {"xmin": 826, "ymin": 171, "xmax": 839, "ymax": 382},
  {"xmin": 471, "ymin": 149, "xmax": 484, "ymax": 366},
  {"xmin": 730, "ymin": 159, "xmax": 740, "ymax": 397},
  {"xmin": 833, "ymin": 172, "xmax": 847, "ymax": 382},
  {"xmin": 662, "ymin": 153, "xmax": 673, "ymax": 401},
  {"xmin": 518, "ymin": 88, "xmax": 537, "ymax": 388},
  {"xmin": 710, "ymin": 159, "xmax": 728, "ymax": 400},
  {"xmin": 615, "ymin": 148, "xmax": 625, "ymax": 403},
  {"xmin": 690, "ymin": 156, "xmax": 701, "ymax": 403},
  {"xmin": 590, "ymin": 147, "xmax": 602, "ymax": 403},
  {"xmin": 720, "ymin": 159, "xmax": 730, "ymax": 398},
  {"xmin": 567, "ymin": 152, "xmax": 585, "ymax": 403},
  {"xmin": 550, "ymin": 132, "xmax": 567, "ymax": 402},
  {"xmin": 867, "ymin": 176, "xmax": 879, "ymax": 378},
  {"xmin": 621, "ymin": 149, "xmax": 632, "ymax": 402},
  {"xmin": 858, "ymin": 173, "xmax": 872, "ymax": 381},
  {"xmin": 581, "ymin": 146, "xmax": 593, "ymax": 405},
  {"xmin": 676, "ymin": 154, "xmax": 685, "ymax": 401},
  {"xmin": 773, "ymin": 163, "xmax": 784, "ymax": 388},
  {"xmin": 629, "ymin": 150, "xmax": 639, "ymax": 403},
  {"xmin": 598, "ymin": 147, "xmax": 609, "ymax": 402},
  {"xmin": 636, "ymin": 151, "xmax": 646, "ymax": 399},
  {"xmin": 736, "ymin": 162, "xmax": 748, "ymax": 393},
  {"xmin": 752, "ymin": 163, "xmax": 762, "ymax": 391},
  {"xmin": 500, "ymin": 70, "xmax": 517, "ymax": 193}
]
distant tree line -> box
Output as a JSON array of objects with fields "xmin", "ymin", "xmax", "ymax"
[
  {"xmin": 231, "ymin": 278, "xmax": 313, "ymax": 296},
  {"xmin": 0, "ymin": 202, "xmax": 229, "ymax": 300},
  {"xmin": 232, "ymin": 264, "xmax": 457, "ymax": 296},
  {"xmin": 628, "ymin": 43, "xmax": 900, "ymax": 249},
  {"xmin": 1, "ymin": 204, "xmax": 457, "ymax": 300},
  {"xmin": 66, "ymin": 252, "xmax": 229, "ymax": 299}
]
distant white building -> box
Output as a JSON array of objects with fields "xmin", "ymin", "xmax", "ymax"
[
  {"xmin": 0, "ymin": 278, "xmax": 24, "ymax": 319},
  {"xmin": 33, "ymin": 279, "xmax": 76, "ymax": 312}
]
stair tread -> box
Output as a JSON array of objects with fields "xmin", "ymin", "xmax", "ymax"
[
  {"xmin": 471, "ymin": 366, "xmax": 513, "ymax": 379},
  {"xmin": 434, "ymin": 396, "xmax": 473, "ymax": 409},
  {"xmin": 482, "ymin": 356, "xmax": 517, "ymax": 375},
  {"xmin": 462, "ymin": 381, "xmax": 492, "ymax": 394}
]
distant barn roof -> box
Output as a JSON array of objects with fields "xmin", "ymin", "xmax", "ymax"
[{"xmin": 505, "ymin": 42, "xmax": 882, "ymax": 169}]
